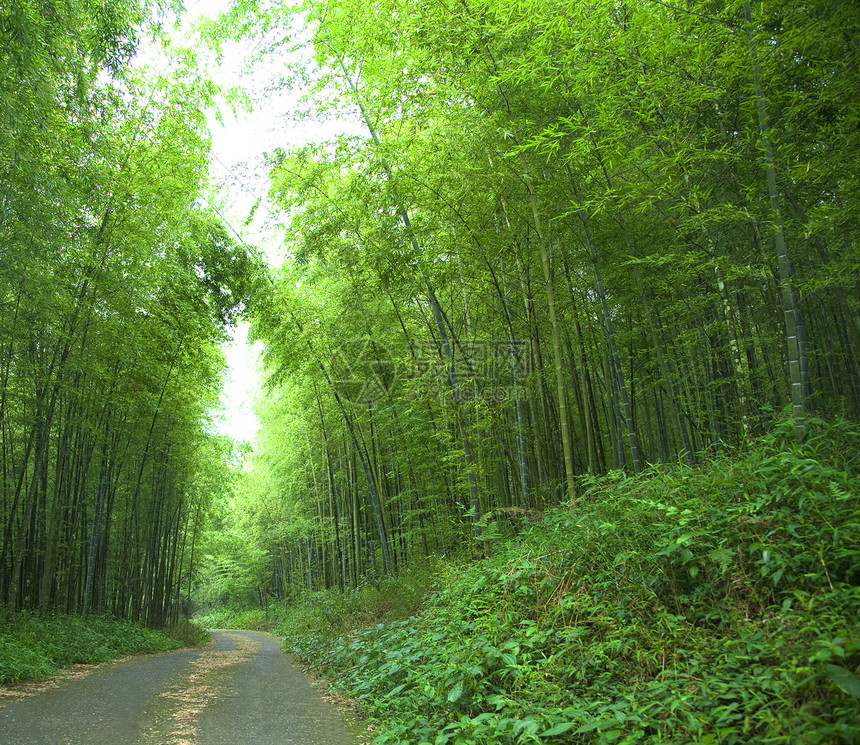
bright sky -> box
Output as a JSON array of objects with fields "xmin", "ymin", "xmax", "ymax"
[
  {"xmin": 136, "ymin": 1, "xmax": 352, "ymax": 443},
  {"xmin": 135, "ymin": 1, "xmax": 286, "ymax": 443},
  {"xmin": 192, "ymin": 9, "xmax": 280, "ymax": 445}
]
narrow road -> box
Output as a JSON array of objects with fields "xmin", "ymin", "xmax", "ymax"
[{"xmin": 0, "ymin": 630, "xmax": 359, "ymax": 745}]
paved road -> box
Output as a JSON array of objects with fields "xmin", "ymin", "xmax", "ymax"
[{"xmin": 0, "ymin": 630, "xmax": 358, "ymax": 745}]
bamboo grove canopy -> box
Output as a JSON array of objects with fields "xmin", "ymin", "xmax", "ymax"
[
  {"xmin": 0, "ymin": 0, "xmax": 261, "ymax": 622},
  {"xmin": 202, "ymin": 0, "xmax": 859, "ymax": 596}
]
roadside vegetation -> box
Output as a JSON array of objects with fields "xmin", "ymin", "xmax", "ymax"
[
  {"xmin": 0, "ymin": 613, "xmax": 209, "ymax": 685},
  {"xmin": 204, "ymin": 420, "xmax": 859, "ymax": 744},
  {"xmin": 195, "ymin": 564, "xmax": 435, "ymax": 636}
]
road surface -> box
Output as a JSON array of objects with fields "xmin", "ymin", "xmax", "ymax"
[{"xmin": 0, "ymin": 630, "xmax": 359, "ymax": 745}]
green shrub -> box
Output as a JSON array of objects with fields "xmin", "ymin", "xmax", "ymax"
[
  {"xmin": 163, "ymin": 619, "xmax": 211, "ymax": 647},
  {"xmin": 275, "ymin": 559, "xmax": 440, "ymax": 644},
  {"xmin": 0, "ymin": 638, "xmax": 57, "ymax": 683},
  {"xmin": 0, "ymin": 612, "xmax": 204, "ymax": 685},
  {"xmin": 194, "ymin": 606, "xmax": 275, "ymax": 630},
  {"xmin": 193, "ymin": 607, "xmax": 237, "ymax": 629},
  {"xmin": 230, "ymin": 608, "xmax": 275, "ymax": 631},
  {"xmin": 286, "ymin": 419, "xmax": 860, "ymax": 745}
]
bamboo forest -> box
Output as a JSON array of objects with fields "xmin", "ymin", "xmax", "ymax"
[{"xmin": 2, "ymin": 0, "xmax": 859, "ymax": 743}]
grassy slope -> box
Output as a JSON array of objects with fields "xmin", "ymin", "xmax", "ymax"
[
  {"xmin": 277, "ymin": 419, "xmax": 859, "ymax": 744},
  {"xmin": 0, "ymin": 613, "xmax": 208, "ymax": 684}
]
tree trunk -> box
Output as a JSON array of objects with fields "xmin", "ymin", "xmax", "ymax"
[{"xmin": 745, "ymin": 0, "xmax": 810, "ymax": 439}]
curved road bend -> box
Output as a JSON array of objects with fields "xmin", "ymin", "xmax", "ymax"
[{"xmin": 0, "ymin": 630, "xmax": 358, "ymax": 745}]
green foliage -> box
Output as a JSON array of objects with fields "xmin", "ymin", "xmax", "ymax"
[
  {"xmin": 195, "ymin": 607, "xmax": 276, "ymax": 632},
  {"xmin": 275, "ymin": 561, "xmax": 440, "ymax": 643},
  {"xmin": 0, "ymin": 612, "xmax": 207, "ymax": 685},
  {"xmin": 285, "ymin": 422, "xmax": 860, "ymax": 744},
  {"xmin": 163, "ymin": 619, "xmax": 212, "ymax": 648},
  {"xmin": 207, "ymin": 0, "xmax": 860, "ymax": 617},
  {"xmin": 195, "ymin": 560, "xmax": 438, "ymax": 637},
  {"xmin": 0, "ymin": 0, "xmax": 258, "ymax": 624},
  {"xmin": 192, "ymin": 448, "xmax": 281, "ymax": 611}
]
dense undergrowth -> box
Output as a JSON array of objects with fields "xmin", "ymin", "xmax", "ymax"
[
  {"xmin": 196, "ymin": 560, "xmax": 437, "ymax": 635},
  {"xmin": 274, "ymin": 419, "xmax": 860, "ymax": 744},
  {"xmin": 0, "ymin": 612, "xmax": 209, "ymax": 685}
]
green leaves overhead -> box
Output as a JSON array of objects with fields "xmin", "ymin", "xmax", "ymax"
[{"xmin": 197, "ymin": 0, "xmax": 858, "ymax": 605}]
